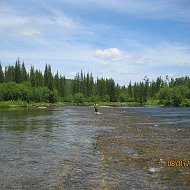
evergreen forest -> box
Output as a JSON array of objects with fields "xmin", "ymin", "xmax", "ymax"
[{"xmin": 0, "ymin": 59, "xmax": 190, "ymax": 107}]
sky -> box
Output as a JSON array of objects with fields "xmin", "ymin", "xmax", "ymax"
[{"xmin": 0, "ymin": 0, "xmax": 190, "ymax": 85}]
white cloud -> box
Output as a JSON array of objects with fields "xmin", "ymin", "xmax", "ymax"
[
  {"xmin": 94, "ymin": 48, "xmax": 147, "ymax": 65},
  {"xmin": 94, "ymin": 48, "xmax": 128, "ymax": 62}
]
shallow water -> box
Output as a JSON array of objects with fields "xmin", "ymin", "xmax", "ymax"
[{"xmin": 0, "ymin": 106, "xmax": 190, "ymax": 189}]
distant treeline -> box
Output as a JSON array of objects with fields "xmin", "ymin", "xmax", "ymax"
[{"xmin": 0, "ymin": 59, "xmax": 190, "ymax": 106}]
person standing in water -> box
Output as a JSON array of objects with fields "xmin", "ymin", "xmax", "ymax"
[{"xmin": 94, "ymin": 103, "xmax": 99, "ymax": 113}]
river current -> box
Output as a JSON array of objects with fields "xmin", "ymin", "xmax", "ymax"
[{"xmin": 0, "ymin": 106, "xmax": 190, "ymax": 189}]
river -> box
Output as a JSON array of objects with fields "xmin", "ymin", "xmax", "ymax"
[{"xmin": 0, "ymin": 106, "xmax": 190, "ymax": 189}]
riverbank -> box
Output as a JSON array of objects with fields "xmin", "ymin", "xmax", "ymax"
[
  {"xmin": 0, "ymin": 100, "xmax": 148, "ymax": 108},
  {"xmin": 0, "ymin": 100, "xmax": 189, "ymax": 108},
  {"xmin": 0, "ymin": 101, "xmax": 55, "ymax": 108}
]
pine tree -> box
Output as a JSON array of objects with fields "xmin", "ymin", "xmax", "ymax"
[
  {"xmin": 156, "ymin": 76, "xmax": 163, "ymax": 93},
  {"xmin": 73, "ymin": 73, "xmax": 80, "ymax": 94},
  {"xmin": 54, "ymin": 71, "xmax": 60, "ymax": 92},
  {"xmin": 108, "ymin": 79, "xmax": 116, "ymax": 102},
  {"xmin": 4, "ymin": 66, "xmax": 8, "ymax": 82},
  {"xmin": 128, "ymin": 81, "xmax": 133, "ymax": 99},
  {"xmin": 35, "ymin": 70, "xmax": 44, "ymax": 87},
  {"xmin": 89, "ymin": 72, "xmax": 94, "ymax": 96},
  {"xmin": 14, "ymin": 59, "xmax": 21, "ymax": 83},
  {"xmin": 133, "ymin": 82, "xmax": 138, "ymax": 102},
  {"xmin": 86, "ymin": 72, "xmax": 90, "ymax": 97},
  {"xmin": 59, "ymin": 76, "xmax": 67, "ymax": 97},
  {"xmin": 21, "ymin": 62, "xmax": 27, "ymax": 82},
  {"xmin": 139, "ymin": 82, "xmax": 144, "ymax": 103},
  {"xmin": 30, "ymin": 66, "xmax": 35, "ymax": 86},
  {"xmin": 44, "ymin": 64, "xmax": 53, "ymax": 90},
  {"xmin": 97, "ymin": 78, "xmax": 106, "ymax": 99},
  {"xmin": 84, "ymin": 73, "xmax": 88, "ymax": 96},
  {"xmin": 150, "ymin": 81, "xmax": 156, "ymax": 97},
  {"xmin": 80, "ymin": 70, "xmax": 84, "ymax": 93},
  {"xmin": 44, "ymin": 63, "xmax": 48, "ymax": 87},
  {"xmin": 115, "ymin": 83, "xmax": 120, "ymax": 101},
  {"xmin": 143, "ymin": 76, "xmax": 149, "ymax": 102},
  {"xmin": 0, "ymin": 63, "xmax": 4, "ymax": 83},
  {"xmin": 7, "ymin": 65, "xmax": 15, "ymax": 82}
]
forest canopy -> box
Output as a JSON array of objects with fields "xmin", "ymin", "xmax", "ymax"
[{"xmin": 0, "ymin": 59, "xmax": 190, "ymax": 106}]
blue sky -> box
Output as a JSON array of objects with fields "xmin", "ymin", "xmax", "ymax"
[{"xmin": 0, "ymin": 0, "xmax": 190, "ymax": 85}]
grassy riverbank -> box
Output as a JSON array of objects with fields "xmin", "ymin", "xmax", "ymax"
[
  {"xmin": 0, "ymin": 100, "xmax": 150, "ymax": 108},
  {"xmin": 0, "ymin": 101, "xmax": 54, "ymax": 108},
  {"xmin": 1, "ymin": 99, "xmax": 189, "ymax": 108}
]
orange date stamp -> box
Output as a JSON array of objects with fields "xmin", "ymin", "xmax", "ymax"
[{"xmin": 167, "ymin": 159, "xmax": 190, "ymax": 167}]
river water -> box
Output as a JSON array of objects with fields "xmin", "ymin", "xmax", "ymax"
[{"xmin": 0, "ymin": 106, "xmax": 190, "ymax": 189}]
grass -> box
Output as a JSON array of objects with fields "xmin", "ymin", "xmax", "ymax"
[
  {"xmin": 0, "ymin": 101, "xmax": 54, "ymax": 108},
  {"xmin": 0, "ymin": 100, "xmax": 145, "ymax": 108},
  {"xmin": 0, "ymin": 100, "xmax": 28, "ymax": 108},
  {"xmin": 3, "ymin": 99, "xmax": 187, "ymax": 108}
]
